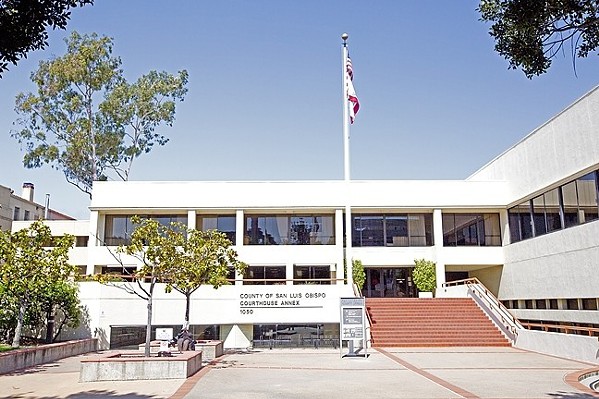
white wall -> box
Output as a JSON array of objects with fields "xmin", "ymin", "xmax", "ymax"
[
  {"xmin": 90, "ymin": 180, "xmax": 509, "ymax": 211},
  {"xmin": 499, "ymin": 221, "xmax": 599, "ymax": 300},
  {"xmin": 515, "ymin": 329, "xmax": 599, "ymax": 365},
  {"xmin": 469, "ymin": 86, "xmax": 599, "ymax": 204},
  {"xmin": 78, "ymin": 281, "xmax": 354, "ymax": 348}
]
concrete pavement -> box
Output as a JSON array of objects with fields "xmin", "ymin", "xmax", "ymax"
[{"xmin": 0, "ymin": 347, "xmax": 597, "ymax": 398}]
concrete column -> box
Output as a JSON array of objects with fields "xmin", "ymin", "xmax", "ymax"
[
  {"xmin": 235, "ymin": 210, "xmax": 244, "ymax": 246},
  {"xmin": 335, "ymin": 209, "xmax": 345, "ymax": 282},
  {"xmin": 86, "ymin": 211, "xmax": 99, "ymax": 275},
  {"xmin": 286, "ymin": 261, "xmax": 293, "ymax": 285},
  {"xmin": 235, "ymin": 210, "xmax": 245, "ymax": 285},
  {"xmin": 187, "ymin": 210, "xmax": 196, "ymax": 230},
  {"xmin": 432, "ymin": 209, "xmax": 446, "ymax": 288},
  {"xmin": 499, "ymin": 209, "xmax": 510, "ymax": 246}
]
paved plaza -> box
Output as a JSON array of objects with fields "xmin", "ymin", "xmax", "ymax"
[{"xmin": 0, "ymin": 347, "xmax": 597, "ymax": 399}]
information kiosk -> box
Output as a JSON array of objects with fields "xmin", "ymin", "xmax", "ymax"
[{"xmin": 339, "ymin": 297, "xmax": 367, "ymax": 358}]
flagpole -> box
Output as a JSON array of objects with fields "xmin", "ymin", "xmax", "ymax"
[{"xmin": 342, "ymin": 33, "xmax": 353, "ymax": 286}]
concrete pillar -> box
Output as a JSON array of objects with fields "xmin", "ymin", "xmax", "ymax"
[
  {"xmin": 86, "ymin": 211, "xmax": 99, "ymax": 275},
  {"xmin": 499, "ymin": 209, "xmax": 510, "ymax": 246},
  {"xmin": 235, "ymin": 210, "xmax": 245, "ymax": 285},
  {"xmin": 187, "ymin": 210, "xmax": 196, "ymax": 230},
  {"xmin": 335, "ymin": 209, "xmax": 345, "ymax": 282},
  {"xmin": 432, "ymin": 209, "xmax": 446, "ymax": 288}
]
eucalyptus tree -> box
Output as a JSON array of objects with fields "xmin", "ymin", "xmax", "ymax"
[
  {"xmin": 0, "ymin": 220, "xmax": 75, "ymax": 347},
  {"xmin": 12, "ymin": 31, "xmax": 188, "ymax": 197}
]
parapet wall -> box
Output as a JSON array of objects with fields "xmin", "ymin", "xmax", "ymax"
[{"xmin": 0, "ymin": 339, "xmax": 98, "ymax": 374}]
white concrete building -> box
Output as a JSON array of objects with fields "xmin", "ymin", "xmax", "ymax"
[{"xmin": 12, "ymin": 86, "xmax": 599, "ymax": 352}]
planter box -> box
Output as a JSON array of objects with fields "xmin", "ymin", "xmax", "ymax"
[
  {"xmin": 80, "ymin": 350, "xmax": 202, "ymax": 382},
  {"xmin": 0, "ymin": 339, "xmax": 98, "ymax": 375},
  {"xmin": 418, "ymin": 292, "xmax": 433, "ymax": 298},
  {"xmin": 194, "ymin": 340, "xmax": 223, "ymax": 361}
]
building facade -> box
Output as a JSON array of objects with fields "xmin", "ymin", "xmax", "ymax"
[
  {"xmin": 12, "ymin": 86, "xmax": 599, "ymax": 350},
  {"xmin": 1, "ymin": 182, "xmax": 73, "ymax": 231}
]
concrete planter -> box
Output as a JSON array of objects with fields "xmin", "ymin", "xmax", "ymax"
[
  {"xmin": 418, "ymin": 292, "xmax": 433, "ymax": 298},
  {"xmin": 194, "ymin": 340, "xmax": 223, "ymax": 361},
  {"xmin": 0, "ymin": 339, "xmax": 98, "ymax": 375},
  {"xmin": 80, "ymin": 350, "xmax": 202, "ymax": 382}
]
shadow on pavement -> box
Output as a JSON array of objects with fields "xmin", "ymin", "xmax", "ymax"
[
  {"xmin": 6, "ymin": 390, "xmax": 161, "ymax": 399},
  {"xmin": 548, "ymin": 391, "xmax": 598, "ymax": 398}
]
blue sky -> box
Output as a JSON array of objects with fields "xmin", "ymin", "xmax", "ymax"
[{"xmin": 1, "ymin": 1, "xmax": 598, "ymax": 219}]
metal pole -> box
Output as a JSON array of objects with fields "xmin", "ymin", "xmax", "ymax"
[
  {"xmin": 341, "ymin": 33, "xmax": 353, "ymax": 286},
  {"xmin": 44, "ymin": 194, "xmax": 50, "ymax": 220}
]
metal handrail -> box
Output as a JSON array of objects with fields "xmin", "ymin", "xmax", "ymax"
[
  {"xmin": 521, "ymin": 322, "xmax": 599, "ymax": 337},
  {"xmin": 353, "ymin": 283, "xmax": 374, "ymax": 346},
  {"xmin": 442, "ymin": 277, "xmax": 523, "ymax": 340}
]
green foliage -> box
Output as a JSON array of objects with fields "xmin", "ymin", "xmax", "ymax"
[
  {"xmin": 166, "ymin": 227, "xmax": 247, "ymax": 321},
  {"xmin": 0, "ymin": 0, "xmax": 94, "ymax": 76},
  {"xmin": 12, "ymin": 31, "xmax": 188, "ymax": 197},
  {"xmin": 352, "ymin": 259, "xmax": 366, "ymax": 290},
  {"xmin": 0, "ymin": 220, "xmax": 76, "ymax": 347},
  {"xmin": 0, "ymin": 344, "xmax": 13, "ymax": 352},
  {"xmin": 98, "ymin": 216, "xmax": 246, "ymax": 355},
  {"xmin": 479, "ymin": 0, "xmax": 599, "ymax": 78},
  {"xmin": 412, "ymin": 259, "xmax": 436, "ymax": 292}
]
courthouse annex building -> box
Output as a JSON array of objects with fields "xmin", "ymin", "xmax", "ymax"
[{"xmin": 15, "ymin": 86, "xmax": 599, "ymax": 351}]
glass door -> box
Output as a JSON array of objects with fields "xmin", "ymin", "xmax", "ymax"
[{"xmin": 365, "ymin": 268, "xmax": 417, "ymax": 298}]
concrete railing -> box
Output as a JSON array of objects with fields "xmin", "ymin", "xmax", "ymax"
[{"xmin": 0, "ymin": 338, "xmax": 98, "ymax": 375}]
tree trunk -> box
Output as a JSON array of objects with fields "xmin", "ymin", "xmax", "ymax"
[
  {"xmin": 185, "ymin": 292, "xmax": 191, "ymax": 322},
  {"xmin": 144, "ymin": 282, "xmax": 155, "ymax": 358},
  {"xmin": 45, "ymin": 305, "xmax": 55, "ymax": 343},
  {"xmin": 53, "ymin": 315, "xmax": 67, "ymax": 343},
  {"xmin": 12, "ymin": 300, "xmax": 27, "ymax": 348}
]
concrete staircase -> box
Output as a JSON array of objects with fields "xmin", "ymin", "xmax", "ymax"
[{"xmin": 366, "ymin": 298, "xmax": 511, "ymax": 347}]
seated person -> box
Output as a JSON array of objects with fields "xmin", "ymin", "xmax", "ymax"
[{"xmin": 176, "ymin": 328, "xmax": 194, "ymax": 351}]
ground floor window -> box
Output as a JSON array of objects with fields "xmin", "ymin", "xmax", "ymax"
[
  {"xmin": 293, "ymin": 265, "xmax": 332, "ymax": 284},
  {"xmin": 244, "ymin": 265, "xmax": 286, "ymax": 285},
  {"xmin": 252, "ymin": 324, "xmax": 340, "ymax": 348}
]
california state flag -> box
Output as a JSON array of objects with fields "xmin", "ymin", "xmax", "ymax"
[{"xmin": 346, "ymin": 56, "xmax": 360, "ymax": 124}]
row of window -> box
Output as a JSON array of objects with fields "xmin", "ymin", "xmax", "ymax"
[
  {"xmin": 502, "ymin": 298, "xmax": 598, "ymax": 311},
  {"xmin": 508, "ymin": 170, "xmax": 599, "ymax": 243},
  {"xmin": 103, "ymin": 213, "xmax": 502, "ymax": 247},
  {"xmin": 99, "ymin": 264, "xmax": 335, "ymax": 285},
  {"xmin": 13, "ymin": 207, "xmax": 31, "ymax": 221},
  {"xmin": 352, "ymin": 214, "xmax": 434, "ymax": 247},
  {"xmin": 244, "ymin": 265, "xmax": 334, "ymax": 285}
]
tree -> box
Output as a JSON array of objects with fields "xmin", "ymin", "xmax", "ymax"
[
  {"xmin": 96, "ymin": 217, "xmax": 245, "ymax": 357},
  {"xmin": 0, "ymin": 0, "xmax": 93, "ymax": 76},
  {"xmin": 478, "ymin": 0, "xmax": 599, "ymax": 78},
  {"xmin": 351, "ymin": 259, "xmax": 365, "ymax": 291},
  {"xmin": 0, "ymin": 220, "xmax": 75, "ymax": 347},
  {"xmin": 12, "ymin": 31, "xmax": 189, "ymax": 197},
  {"xmin": 412, "ymin": 258, "xmax": 436, "ymax": 293},
  {"xmin": 166, "ymin": 229, "xmax": 247, "ymax": 323},
  {"xmin": 38, "ymin": 279, "xmax": 82, "ymax": 343}
]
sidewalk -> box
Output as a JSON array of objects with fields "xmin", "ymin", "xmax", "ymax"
[{"xmin": 0, "ymin": 347, "xmax": 597, "ymax": 398}]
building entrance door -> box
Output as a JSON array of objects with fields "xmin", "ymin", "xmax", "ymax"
[{"xmin": 364, "ymin": 268, "xmax": 416, "ymax": 298}]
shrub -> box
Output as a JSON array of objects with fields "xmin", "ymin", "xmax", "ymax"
[{"xmin": 412, "ymin": 259, "xmax": 436, "ymax": 292}]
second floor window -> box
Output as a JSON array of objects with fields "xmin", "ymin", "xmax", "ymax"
[{"xmin": 244, "ymin": 215, "xmax": 335, "ymax": 245}]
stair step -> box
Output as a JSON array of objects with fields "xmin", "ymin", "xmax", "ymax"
[{"xmin": 366, "ymin": 297, "xmax": 510, "ymax": 348}]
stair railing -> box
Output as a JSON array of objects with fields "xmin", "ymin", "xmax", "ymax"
[
  {"xmin": 443, "ymin": 277, "xmax": 523, "ymax": 343},
  {"xmin": 353, "ymin": 283, "xmax": 372, "ymax": 348}
]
